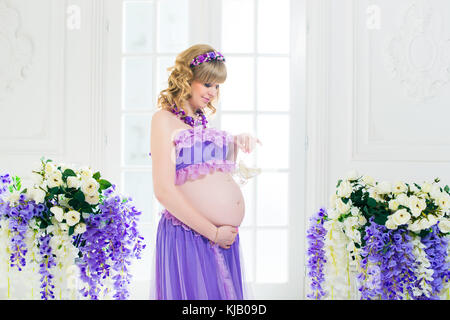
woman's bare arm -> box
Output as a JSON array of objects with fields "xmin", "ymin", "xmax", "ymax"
[{"xmin": 150, "ymin": 110, "xmax": 217, "ymax": 241}]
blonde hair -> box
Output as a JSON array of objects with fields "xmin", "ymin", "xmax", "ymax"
[{"xmin": 156, "ymin": 44, "xmax": 227, "ymax": 118}]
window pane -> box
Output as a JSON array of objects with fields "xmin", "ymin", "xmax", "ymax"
[
  {"xmin": 221, "ymin": 114, "xmax": 256, "ymax": 166},
  {"xmin": 123, "ymin": 171, "xmax": 154, "ymax": 223},
  {"xmin": 156, "ymin": 56, "xmax": 176, "ymax": 100},
  {"xmin": 257, "ymin": 57, "xmax": 290, "ymax": 111},
  {"xmin": 256, "ymin": 229, "xmax": 288, "ymax": 283},
  {"xmin": 158, "ymin": 0, "xmax": 189, "ymax": 52},
  {"xmin": 256, "ymin": 114, "xmax": 289, "ymax": 169},
  {"xmin": 239, "ymin": 228, "xmax": 254, "ymax": 282},
  {"xmin": 256, "ymin": 172, "xmax": 288, "ymax": 227},
  {"xmin": 123, "ymin": 114, "xmax": 152, "ymax": 166},
  {"xmin": 221, "ymin": 57, "xmax": 254, "ymax": 111},
  {"xmin": 123, "ymin": 57, "xmax": 153, "ymax": 110},
  {"xmin": 222, "ymin": 0, "xmax": 254, "ymax": 53},
  {"xmin": 123, "ymin": 1, "xmax": 154, "ymax": 53},
  {"xmin": 257, "ymin": 0, "xmax": 290, "ymax": 54}
]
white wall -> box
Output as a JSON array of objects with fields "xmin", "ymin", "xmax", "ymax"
[{"xmin": 306, "ymin": 0, "xmax": 450, "ymax": 223}]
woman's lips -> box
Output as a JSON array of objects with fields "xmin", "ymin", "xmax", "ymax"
[{"xmin": 202, "ymin": 97, "xmax": 209, "ymax": 103}]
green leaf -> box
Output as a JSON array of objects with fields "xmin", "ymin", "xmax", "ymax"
[
  {"xmin": 68, "ymin": 226, "xmax": 75, "ymax": 236},
  {"xmin": 20, "ymin": 188, "xmax": 28, "ymax": 194},
  {"xmin": 99, "ymin": 179, "xmax": 112, "ymax": 190},
  {"xmin": 336, "ymin": 179, "xmax": 343, "ymax": 188},
  {"xmin": 445, "ymin": 185, "xmax": 450, "ymax": 193},
  {"xmin": 40, "ymin": 220, "xmax": 48, "ymax": 229},
  {"xmin": 93, "ymin": 171, "xmax": 101, "ymax": 180},
  {"xmin": 73, "ymin": 190, "xmax": 85, "ymax": 202},
  {"xmin": 367, "ymin": 197, "xmax": 377, "ymax": 208}
]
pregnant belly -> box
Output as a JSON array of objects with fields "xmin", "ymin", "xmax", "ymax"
[{"xmin": 176, "ymin": 170, "xmax": 245, "ymax": 227}]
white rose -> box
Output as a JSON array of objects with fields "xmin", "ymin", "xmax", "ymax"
[
  {"xmin": 352, "ymin": 229, "xmax": 361, "ymax": 243},
  {"xmin": 426, "ymin": 215, "xmax": 437, "ymax": 227},
  {"xmin": 327, "ymin": 208, "xmax": 340, "ymax": 220},
  {"xmin": 418, "ymin": 218, "xmax": 430, "ymax": 230},
  {"xmin": 85, "ymin": 193, "xmax": 99, "ymax": 205},
  {"xmin": 362, "ymin": 175, "xmax": 375, "ymax": 186},
  {"xmin": 358, "ymin": 215, "xmax": 367, "ymax": 225},
  {"xmin": 344, "ymin": 217, "xmax": 359, "ymax": 229},
  {"xmin": 430, "ymin": 185, "xmax": 442, "ymax": 200},
  {"xmin": 50, "ymin": 206, "xmax": 65, "ymax": 222},
  {"xmin": 44, "ymin": 162, "xmax": 56, "ymax": 175},
  {"xmin": 79, "ymin": 166, "xmax": 93, "ymax": 180},
  {"xmin": 47, "ymin": 171, "xmax": 63, "ymax": 188},
  {"xmin": 81, "ymin": 178, "xmax": 99, "ymax": 197},
  {"xmin": 389, "ymin": 199, "xmax": 399, "ymax": 211},
  {"xmin": 393, "ymin": 181, "xmax": 407, "ymax": 194},
  {"xmin": 408, "ymin": 196, "xmax": 426, "ymax": 217},
  {"xmin": 421, "ymin": 182, "xmax": 432, "ymax": 193},
  {"xmin": 337, "ymin": 180, "xmax": 353, "ymax": 198},
  {"xmin": 396, "ymin": 193, "xmax": 409, "ymax": 207},
  {"xmin": 350, "ymin": 207, "xmax": 361, "ymax": 217},
  {"xmin": 438, "ymin": 219, "xmax": 450, "ymax": 233},
  {"xmin": 438, "ymin": 193, "xmax": 450, "ymax": 210},
  {"xmin": 409, "ymin": 184, "xmax": 420, "ymax": 193},
  {"xmin": 385, "ymin": 217, "xmax": 398, "ymax": 230},
  {"xmin": 392, "ymin": 209, "xmax": 411, "ymax": 226},
  {"xmin": 74, "ymin": 223, "xmax": 87, "ymax": 235},
  {"xmin": 336, "ymin": 198, "xmax": 351, "ymax": 214},
  {"xmin": 407, "ymin": 221, "xmax": 421, "ymax": 232},
  {"xmin": 376, "ymin": 181, "xmax": 392, "ymax": 195},
  {"xmin": 345, "ymin": 169, "xmax": 359, "ymax": 181},
  {"xmin": 66, "ymin": 210, "xmax": 80, "ymax": 226},
  {"xmin": 58, "ymin": 194, "xmax": 70, "ymax": 208},
  {"xmin": 67, "ymin": 176, "xmax": 81, "ymax": 189}
]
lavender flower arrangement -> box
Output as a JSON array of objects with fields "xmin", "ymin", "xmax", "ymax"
[
  {"xmin": 0, "ymin": 157, "xmax": 146, "ymax": 300},
  {"xmin": 306, "ymin": 207, "xmax": 327, "ymax": 299},
  {"xmin": 307, "ymin": 170, "xmax": 450, "ymax": 300}
]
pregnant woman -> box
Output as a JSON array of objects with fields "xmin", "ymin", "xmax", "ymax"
[{"xmin": 149, "ymin": 44, "xmax": 261, "ymax": 299}]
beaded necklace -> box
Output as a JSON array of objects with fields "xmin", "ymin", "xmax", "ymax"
[{"xmin": 170, "ymin": 103, "xmax": 208, "ymax": 129}]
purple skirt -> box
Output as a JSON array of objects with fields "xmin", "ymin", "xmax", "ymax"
[{"xmin": 154, "ymin": 209, "xmax": 244, "ymax": 300}]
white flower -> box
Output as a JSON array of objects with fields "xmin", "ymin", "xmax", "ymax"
[
  {"xmin": 327, "ymin": 208, "xmax": 340, "ymax": 220},
  {"xmin": 6, "ymin": 190, "xmax": 21, "ymax": 205},
  {"xmin": 79, "ymin": 166, "xmax": 93, "ymax": 180},
  {"xmin": 27, "ymin": 187, "xmax": 46, "ymax": 204},
  {"xmin": 44, "ymin": 162, "xmax": 56, "ymax": 175},
  {"xmin": 426, "ymin": 215, "xmax": 438, "ymax": 227},
  {"xmin": 67, "ymin": 176, "xmax": 81, "ymax": 189},
  {"xmin": 410, "ymin": 184, "xmax": 420, "ymax": 193},
  {"xmin": 396, "ymin": 193, "xmax": 409, "ymax": 206},
  {"xmin": 438, "ymin": 219, "xmax": 450, "ymax": 233},
  {"xmin": 337, "ymin": 180, "xmax": 353, "ymax": 198},
  {"xmin": 408, "ymin": 220, "xmax": 421, "ymax": 232},
  {"xmin": 418, "ymin": 218, "xmax": 430, "ymax": 230},
  {"xmin": 376, "ymin": 181, "xmax": 392, "ymax": 195},
  {"xmin": 74, "ymin": 223, "xmax": 87, "ymax": 235},
  {"xmin": 421, "ymin": 182, "xmax": 432, "ymax": 193},
  {"xmin": 31, "ymin": 172, "xmax": 43, "ymax": 186},
  {"xmin": 391, "ymin": 209, "xmax": 411, "ymax": 226},
  {"xmin": 438, "ymin": 193, "xmax": 450, "ymax": 210},
  {"xmin": 362, "ymin": 175, "xmax": 375, "ymax": 186},
  {"xmin": 393, "ymin": 181, "xmax": 407, "ymax": 194},
  {"xmin": 345, "ymin": 169, "xmax": 359, "ymax": 181},
  {"xmin": 47, "ymin": 171, "xmax": 63, "ymax": 188},
  {"xmin": 408, "ymin": 196, "xmax": 427, "ymax": 217},
  {"xmin": 386, "ymin": 217, "xmax": 397, "ymax": 230},
  {"xmin": 389, "ymin": 199, "xmax": 400, "ymax": 211},
  {"xmin": 59, "ymin": 223, "xmax": 69, "ymax": 233},
  {"xmin": 358, "ymin": 215, "xmax": 367, "ymax": 225},
  {"xmin": 81, "ymin": 178, "xmax": 99, "ymax": 196},
  {"xmin": 336, "ymin": 198, "xmax": 351, "ymax": 214},
  {"xmin": 58, "ymin": 194, "xmax": 70, "ymax": 208},
  {"xmin": 66, "ymin": 210, "xmax": 80, "ymax": 226},
  {"xmin": 430, "ymin": 185, "xmax": 442, "ymax": 200},
  {"xmin": 352, "ymin": 229, "xmax": 361, "ymax": 243},
  {"xmin": 50, "ymin": 206, "xmax": 65, "ymax": 222},
  {"xmin": 344, "ymin": 217, "xmax": 359, "ymax": 230},
  {"xmin": 85, "ymin": 193, "xmax": 99, "ymax": 205},
  {"xmin": 350, "ymin": 207, "xmax": 361, "ymax": 217}
]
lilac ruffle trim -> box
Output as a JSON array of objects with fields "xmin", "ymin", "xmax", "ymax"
[
  {"xmin": 173, "ymin": 127, "xmax": 235, "ymax": 149},
  {"xmin": 175, "ymin": 159, "xmax": 236, "ymax": 185},
  {"xmin": 161, "ymin": 209, "xmax": 202, "ymax": 237}
]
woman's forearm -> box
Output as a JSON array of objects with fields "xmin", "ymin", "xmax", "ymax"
[
  {"xmin": 155, "ymin": 186, "xmax": 217, "ymax": 241},
  {"xmin": 227, "ymin": 135, "xmax": 239, "ymax": 162}
]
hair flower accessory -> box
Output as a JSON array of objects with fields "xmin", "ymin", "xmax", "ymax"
[{"xmin": 190, "ymin": 50, "xmax": 226, "ymax": 67}]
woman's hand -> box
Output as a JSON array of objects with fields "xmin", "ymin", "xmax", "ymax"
[
  {"xmin": 215, "ymin": 225, "xmax": 239, "ymax": 249},
  {"xmin": 235, "ymin": 133, "xmax": 262, "ymax": 154}
]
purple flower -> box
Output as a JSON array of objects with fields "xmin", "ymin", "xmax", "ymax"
[
  {"xmin": 38, "ymin": 233, "xmax": 56, "ymax": 300},
  {"xmin": 306, "ymin": 208, "xmax": 327, "ymax": 299}
]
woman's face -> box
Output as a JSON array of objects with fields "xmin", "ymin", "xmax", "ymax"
[{"xmin": 188, "ymin": 79, "xmax": 222, "ymax": 110}]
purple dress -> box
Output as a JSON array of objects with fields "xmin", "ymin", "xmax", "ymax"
[{"xmin": 149, "ymin": 125, "xmax": 245, "ymax": 300}]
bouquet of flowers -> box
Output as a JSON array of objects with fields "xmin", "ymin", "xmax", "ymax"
[
  {"xmin": 0, "ymin": 157, "xmax": 145, "ymax": 300},
  {"xmin": 306, "ymin": 170, "xmax": 450, "ymax": 300}
]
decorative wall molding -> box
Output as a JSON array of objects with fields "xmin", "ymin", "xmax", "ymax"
[
  {"xmin": 0, "ymin": 0, "xmax": 34, "ymax": 101},
  {"xmin": 386, "ymin": 0, "xmax": 450, "ymax": 102},
  {"xmin": 351, "ymin": 0, "xmax": 450, "ymax": 162}
]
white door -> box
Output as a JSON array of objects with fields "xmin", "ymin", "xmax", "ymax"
[{"xmin": 104, "ymin": 0, "xmax": 307, "ymax": 299}]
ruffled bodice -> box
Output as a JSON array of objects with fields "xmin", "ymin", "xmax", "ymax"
[{"xmin": 149, "ymin": 126, "xmax": 237, "ymax": 185}]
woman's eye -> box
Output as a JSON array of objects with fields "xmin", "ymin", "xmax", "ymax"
[{"xmin": 205, "ymin": 83, "xmax": 220, "ymax": 89}]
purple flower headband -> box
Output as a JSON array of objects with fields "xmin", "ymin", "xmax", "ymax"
[{"xmin": 190, "ymin": 50, "xmax": 226, "ymax": 67}]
